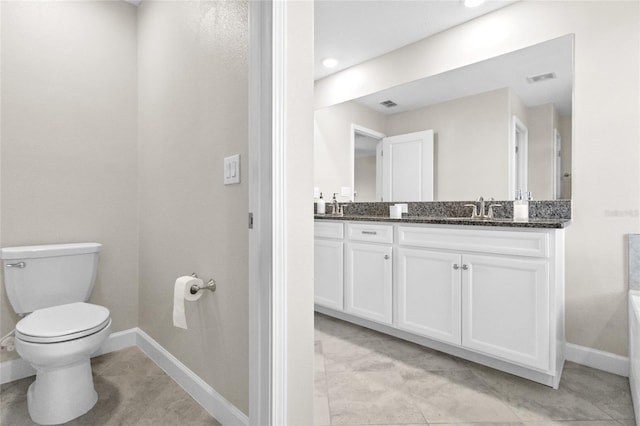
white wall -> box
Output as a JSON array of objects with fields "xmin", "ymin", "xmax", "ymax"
[
  {"xmin": 558, "ymin": 114, "xmax": 572, "ymax": 199},
  {"xmin": 314, "ymin": 102, "xmax": 386, "ymax": 201},
  {"xmin": 354, "ymin": 156, "xmax": 377, "ymax": 202},
  {"xmin": 386, "ymin": 88, "xmax": 511, "ymax": 200},
  {"xmin": 137, "ymin": 0, "xmax": 249, "ymax": 414},
  {"xmin": 315, "ymin": 1, "xmax": 640, "ymax": 356},
  {"xmin": 0, "ymin": 1, "xmax": 139, "ymax": 361},
  {"xmin": 527, "ymin": 103, "xmax": 556, "ymax": 200}
]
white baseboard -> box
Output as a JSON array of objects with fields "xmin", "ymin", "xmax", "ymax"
[
  {"xmin": 0, "ymin": 356, "xmax": 35, "ymax": 385},
  {"xmin": 0, "ymin": 328, "xmax": 136, "ymax": 385},
  {"xmin": 565, "ymin": 342, "xmax": 630, "ymax": 377},
  {"xmin": 135, "ymin": 328, "xmax": 248, "ymax": 426},
  {"xmin": 0, "ymin": 328, "xmax": 248, "ymax": 426},
  {"xmin": 94, "ymin": 327, "xmax": 138, "ymax": 356}
]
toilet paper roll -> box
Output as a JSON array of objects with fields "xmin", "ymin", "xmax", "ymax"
[{"xmin": 173, "ymin": 276, "xmax": 204, "ymax": 329}]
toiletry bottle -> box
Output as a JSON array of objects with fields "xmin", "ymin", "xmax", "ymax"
[
  {"xmin": 513, "ymin": 189, "xmax": 528, "ymax": 221},
  {"xmin": 317, "ymin": 192, "xmax": 326, "ymax": 215}
]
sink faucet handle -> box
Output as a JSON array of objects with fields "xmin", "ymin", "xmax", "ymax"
[
  {"xmin": 464, "ymin": 204, "xmax": 479, "ymax": 218},
  {"xmin": 488, "ymin": 204, "xmax": 502, "ymax": 219}
]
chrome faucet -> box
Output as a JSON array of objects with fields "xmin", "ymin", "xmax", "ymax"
[
  {"xmin": 331, "ymin": 193, "xmax": 339, "ymax": 214},
  {"xmin": 465, "ymin": 196, "xmax": 502, "ymax": 219}
]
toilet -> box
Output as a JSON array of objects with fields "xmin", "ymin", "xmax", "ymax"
[{"xmin": 1, "ymin": 242, "xmax": 111, "ymax": 425}]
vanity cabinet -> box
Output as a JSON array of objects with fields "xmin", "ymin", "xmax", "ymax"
[
  {"xmin": 314, "ymin": 219, "xmax": 565, "ymax": 388},
  {"xmin": 345, "ymin": 223, "xmax": 393, "ymax": 325},
  {"xmin": 461, "ymin": 254, "xmax": 550, "ymax": 370},
  {"xmin": 397, "ymin": 225, "xmax": 557, "ymax": 372},
  {"xmin": 314, "ymin": 222, "xmax": 344, "ymax": 311},
  {"xmin": 396, "ymin": 248, "xmax": 462, "ymax": 345}
]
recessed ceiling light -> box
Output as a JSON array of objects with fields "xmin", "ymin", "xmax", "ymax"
[
  {"xmin": 464, "ymin": 0, "xmax": 485, "ymax": 7},
  {"xmin": 322, "ymin": 58, "xmax": 338, "ymax": 68}
]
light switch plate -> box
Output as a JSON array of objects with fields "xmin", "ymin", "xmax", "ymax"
[
  {"xmin": 224, "ymin": 154, "xmax": 240, "ymax": 185},
  {"xmin": 340, "ymin": 186, "xmax": 351, "ymax": 197}
]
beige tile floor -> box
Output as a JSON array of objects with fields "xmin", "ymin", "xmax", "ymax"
[
  {"xmin": 1, "ymin": 317, "xmax": 636, "ymax": 426},
  {"xmin": 314, "ymin": 312, "xmax": 637, "ymax": 426},
  {"xmin": 0, "ymin": 346, "xmax": 221, "ymax": 426}
]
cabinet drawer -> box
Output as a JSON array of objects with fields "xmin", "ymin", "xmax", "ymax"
[
  {"xmin": 397, "ymin": 226, "xmax": 549, "ymax": 258},
  {"xmin": 315, "ymin": 221, "xmax": 344, "ymax": 239},
  {"xmin": 347, "ymin": 223, "xmax": 394, "ymax": 244}
]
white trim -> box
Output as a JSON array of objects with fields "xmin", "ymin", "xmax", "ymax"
[
  {"xmin": 565, "ymin": 342, "xmax": 630, "ymax": 377},
  {"xmin": 351, "ymin": 124, "xmax": 386, "ymax": 203},
  {"xmin": 270, "ymin": 0, "xmax": 288, "ymax": 424},
  {"xmin": 0, "ymin": 356, "xmax": 35, "ymax": 384},
  {"xmin": 136, "ymin": 328, "xmax": 248, "ymax": 426},
  {"xmin": 93, "ymin": 327, "xmax": 137, "ymax": 357},
  {"xmin": 0, "ymin": 327, "xmax": 136, "ymax": 385},
  {"xmin": 0, "ymin": 328, "xmax": 248, "ymax": 426},
  {"xmin": 248, "ymin": 0, "xmax": 273, "ymax": 424},
  {"xmin": 509, "ymin": 115, "xmax": 529, "ymax": 199}
]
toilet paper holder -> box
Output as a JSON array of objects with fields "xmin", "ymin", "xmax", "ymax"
[{"xmin": 189, "ymin": 273, "xmax": 216, "ymax": 295}]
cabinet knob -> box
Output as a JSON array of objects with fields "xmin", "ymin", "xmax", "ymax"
[
  {"xmin": 384, "ymin": 254, "xmax": 390, "ymax": 260},
  {"xmin": 462, "ymin": 264, "xmax": 469, "ymax": 270},
  {"xmin": 452, "ymin": 264, "xmax": 460, "ymax": 270}
]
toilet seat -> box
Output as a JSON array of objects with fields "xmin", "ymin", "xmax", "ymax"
[{"xmin": 16, "ymin": 302, "xmax": 111, "ymax": 344}]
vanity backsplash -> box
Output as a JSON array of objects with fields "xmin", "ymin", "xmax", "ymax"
[{"xmin": 314, "ymin": 200, "xmax": 571, "ymax": 220}]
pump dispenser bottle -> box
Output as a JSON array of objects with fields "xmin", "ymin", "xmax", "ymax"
[
  {"xmin": 513, "ymin": 189, "xmax": 529, "ymax": 221},
  {"xmin": 317, "ymin": 192, "xmax": 326, "ymax": 215}
]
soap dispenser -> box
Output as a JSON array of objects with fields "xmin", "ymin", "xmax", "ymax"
[
  {"xmin": 317, "ymin": 192, "xmax": 326, "ymax": 215},
  {"xmin": 513, "ymin": 189, "xmax": 528, "ymax": 222}
]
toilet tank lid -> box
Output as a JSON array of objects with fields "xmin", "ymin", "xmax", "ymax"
[{"xmin": 0, "ymin": 242, "xmax": 102, "ymax": 260}]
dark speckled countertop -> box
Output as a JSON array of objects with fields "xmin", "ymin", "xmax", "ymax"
[
  {"xmin": 314, "ymin": 200, "xmax": 571, "ymax": 229},
  {"xmin": 314, "ymin": 214, "xmax": 570, "ymax": 229}
]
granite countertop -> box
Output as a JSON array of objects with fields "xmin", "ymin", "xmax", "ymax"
[{"xmin": 314, "ymin": 214, "xmax": 571, "ymax": 229}]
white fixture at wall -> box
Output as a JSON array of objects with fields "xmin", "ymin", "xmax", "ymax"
[{"xmin": 224, "ymin": 154, "xmax": 241, "ymax": 185}]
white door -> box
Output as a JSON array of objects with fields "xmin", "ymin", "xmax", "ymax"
[
  {"xmin": 381, "ymin": 130, "xmax": 434, "ymax": 202},
  {"xmin": 345, "ymin": 242, "xmax": 393, "ymax": 324},
  {"xmin": 396, "ymin": 248, "xmax": 462, "ymax": 345},
  {"xmin": 314, "ymin": 239, "xmax": 344, "ymax": 311},
  {"xmin": 461, "ymin": 254, "xmax": 550, "ymax": 370},
  {"xmin": 553, "ymin": 128, "xmax": 562, "ymax": 199}
]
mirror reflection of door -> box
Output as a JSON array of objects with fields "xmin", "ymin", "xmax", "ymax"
[
  {"xmin": 553, "ymin": 128, "xmax": 562, "ymax": 200},
  {"xmin": 353, "ymin": 126, "xmax": 434, "ymax": 202},
  {"xmin": 381, "ymin": 130, "xmax": 435, "ymax": 202},
  {"xmin": 512, "ymin": 116, "xmax": 529, "ymax": 199},
  {"xmin": 353, "ymin": 126, "xmax": 385, "ymax": 202}
]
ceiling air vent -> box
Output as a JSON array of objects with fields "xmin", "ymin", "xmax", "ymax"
[
  {"xmin": 380, "ymin": 100, "xmax": 398, "ymax": 108},
  {"xmin": 526, "ymin": 72, "xmax": 556, "ymax": 83}
]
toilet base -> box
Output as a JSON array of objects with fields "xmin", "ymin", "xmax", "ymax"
[{"xmin": 27, "ymin": 359, "xmax": 98, "ymax": 425}]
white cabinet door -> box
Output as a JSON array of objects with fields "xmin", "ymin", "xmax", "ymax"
[
  {"xmin": 314, "ymin": 239, "xmax": 344, "ymax": 311},
  {"xmin": 462, "ymin": 254, "xmax": 550, "ymax": 370},
  {"xmin": 397, "ymin": 248, "xmax": 462, "ymax": 345},
  {"xmin": 345, "ymin": 242, "xmax": 393, "ymax": 324}
]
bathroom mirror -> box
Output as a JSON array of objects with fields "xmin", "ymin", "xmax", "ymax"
[{"xmin": 314, "ymin": 35, "xmax": 573, "ymax": 202}]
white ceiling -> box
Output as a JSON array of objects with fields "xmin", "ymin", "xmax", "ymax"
[
  {"xmin": 315, "ymin": 2, "xmax": 573, "ymax": 117},
  {"xmin": 354, "ymin": 35, "xmax": 573, "ymax": 116},
  {"xmin": 314, "ymin": 0, "xmax": 517, "ymax": 80}
]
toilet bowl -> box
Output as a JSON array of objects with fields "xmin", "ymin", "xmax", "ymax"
[
  {"xmin": 15, "ymin": 302, "xmax": 112, "ymax": 425},
  {"xmin": 1, "ymin": 242, "xmax": 110, "ymax": 425}
]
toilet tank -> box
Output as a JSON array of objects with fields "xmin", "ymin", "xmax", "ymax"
[{"xmin": 1, "ymin": 242, "xmax": 102, "ymax": 315}]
